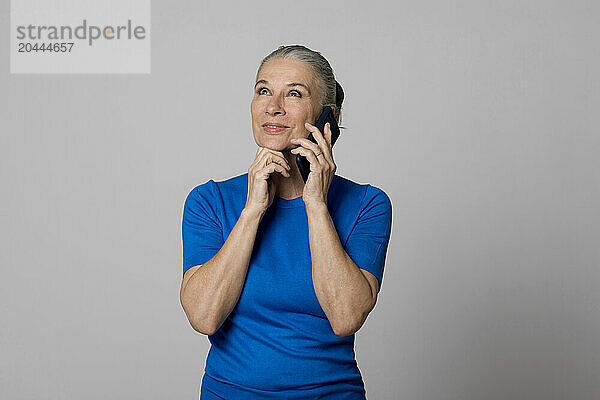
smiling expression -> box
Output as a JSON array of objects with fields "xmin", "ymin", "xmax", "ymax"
[{"xmin": 250, "ymin": 57, "xmax": 323, "ymax": 151}]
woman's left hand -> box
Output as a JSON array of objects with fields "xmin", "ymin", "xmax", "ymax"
[{"xmin": 290, "ymin": 122, "xmax": 337, "ymax": 208}]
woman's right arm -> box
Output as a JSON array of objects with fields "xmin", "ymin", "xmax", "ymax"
[
  {"xmin": 180, "ymin": 147, "xmax": 290, "ymax": 335},
  {"xmin": 180, "ymin": 206, "xmax": 263, "ymax": 335}
]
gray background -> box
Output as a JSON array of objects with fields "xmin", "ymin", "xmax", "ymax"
[{"xmin": 1, "ymin": 1, "xmax": 599, "ymax": 399}]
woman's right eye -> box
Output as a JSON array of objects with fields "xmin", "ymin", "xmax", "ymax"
[{"xmin": 257, "ymin": 87, "xmax": 269, "ymax": 95}]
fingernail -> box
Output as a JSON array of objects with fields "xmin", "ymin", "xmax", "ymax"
[{"xmin": 304, "ymin": 122, "xmax": 311, "ymax": 127}]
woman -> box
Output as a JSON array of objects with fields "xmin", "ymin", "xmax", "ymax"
[{"xmin": 180, "ymin": 45, "xmax": 392, "ymax": 399}]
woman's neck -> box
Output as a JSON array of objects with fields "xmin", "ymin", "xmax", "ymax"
[{"xmin": 272, "ymin": 150, "xmax": 305, "ymax": 200}]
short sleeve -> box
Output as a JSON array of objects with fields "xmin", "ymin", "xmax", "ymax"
[
  {"xmin": 181, "ymin": 180, "xmax": 225, "ymax": 277},
  {"xmin": 343, "ymin": 185, "xmax": 392, "ymax": 288}
]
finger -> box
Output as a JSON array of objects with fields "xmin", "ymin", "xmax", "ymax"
[
  {"xmin": 259, "ymin": 161, "xmax": 290, "ymax": 178},
  {"xmin": 259, "ymin": 151, "xmax": 291, "ymax": 171},
  {"xmin": 251, "ymin": 147, "xmax": 267, "ymax": 169},
  {"xmin": 250, "ymin": 150, "xmax": 280, "ymax": 176},
  {"xmin": 303, "ymin": 122, "xmax": 332, "ymax": 161},
  {"xmin": 290, "ymin": 146, "xmax": 321, "ymax": 168},
  {"xmin": 255, "ymin": 146, "xmax": 290, "ymax": 169},
  {"xmin": 261, "ymin": 147, "xmax": 286, "ymax": 158},
  {"xmin": 290, "ymin": 138, "xmax": 327, "ymax": 165},
  {"xmin": 319, "ymin": 122, "xmax": 333, "ymax": 160},
  {"xmin": 254, "ymin": 146, "xmax": 285, "ymax": 163},
  {"xmin": 325, "ymin": 122, "xmax": 332, "ymax": 147}
]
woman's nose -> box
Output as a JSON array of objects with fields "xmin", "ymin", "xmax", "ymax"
[{"xmin": 266, "ymin": 95, "xmax": 285, "ymax": 115}]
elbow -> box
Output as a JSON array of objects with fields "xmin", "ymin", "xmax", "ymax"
[
  {"xmin": 333, "ymin": 326, "xmax": 355, "ymax": 337},
  {"xmin": 185, "ymin": 302, "xmax": 222, "ymax": 335},
  {"xmin": 189, "ymin": 315, "xmax": 219, "ymax": 336},
  {"xmin": 331, "ymin": 314, "xmax": 366, "ymax": 337},
  {"xmin": 180, "ymin": 296, "xmax": 220, "ymax": 335},
  {"xmin": 332, "ymin": 320, "xmax": 362, "ymax": 337},
  {"xmin": 331, "ymin": 303, "xmax": 375, "ymax": 337}
]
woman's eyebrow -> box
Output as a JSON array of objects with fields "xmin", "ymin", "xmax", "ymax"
[
  {"xmin": 254, "ymin": 80, "xmax": 311, "ymax": 95},
  {"xmin": 287, "ymin": 82, "xmax": 311, "ymax": 95}
]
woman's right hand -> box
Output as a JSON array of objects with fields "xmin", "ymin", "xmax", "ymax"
[{"xmin": 245, "ymin": 147, "xmax": 291, "ymax": 216}]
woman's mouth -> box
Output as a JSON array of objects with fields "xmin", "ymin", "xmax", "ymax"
[{"xmin": 262, "ymin": 123, "xmax": 289, "ymax": 133}]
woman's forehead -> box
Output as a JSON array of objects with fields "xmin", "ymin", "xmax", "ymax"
[{"xmin": 257, "ymin": 58, "xmax": 315, "ymax": 86}]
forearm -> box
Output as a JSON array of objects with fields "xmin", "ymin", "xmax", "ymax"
[
  {"xmin": 306, "ymin": 203, "xmax": 374, "ymax": 336},
  {"xmin": 181, "ymin": 207, "xmax": 263, "ymax": 334}
]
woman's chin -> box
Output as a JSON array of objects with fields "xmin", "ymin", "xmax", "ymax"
[{"xmin": 256, "ymin": 137, "xmax": 291, "ymax": 151}]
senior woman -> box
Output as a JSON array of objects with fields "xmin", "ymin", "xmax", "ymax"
[{"xmin": 180, "ymin": 45, "xmax": 392, "ymax": 399}]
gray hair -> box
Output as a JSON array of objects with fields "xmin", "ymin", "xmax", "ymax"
[{"xmin": 256, "ymin": 45, "xmax": 345, "ymax": 126}]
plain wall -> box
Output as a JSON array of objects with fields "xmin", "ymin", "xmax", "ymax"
[{"xmin": 1, "ymin": 1, "xmax": 599, "ymax": 399}]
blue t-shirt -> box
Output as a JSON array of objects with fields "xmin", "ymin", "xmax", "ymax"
[{"xmin": 182, "ymin": 172, "xmax": 392, "ymax": 399}]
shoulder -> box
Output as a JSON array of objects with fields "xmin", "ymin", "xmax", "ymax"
[
  {"xmin": 329, "ymin": 174, "xmax": 392, "ymax": 212},
  {"xmin": 212, "ymin": 172, "xmax": 248, "ymax": 192},
  {"xmin": 184, "ymin": 173, "xmax": 248, "ymax": 218},
  {"xmin": 186, "ymin": 172, "xmax": 247, "ymax": 199}
]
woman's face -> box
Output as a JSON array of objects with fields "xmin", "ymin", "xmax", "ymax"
[{"xmin": 251, "ymin": 57, "xmax": 322, "ymax": 152}]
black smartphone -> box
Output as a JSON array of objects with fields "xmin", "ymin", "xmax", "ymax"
[{"xmin": 295, "ymin": 106, "xmax": 341, "ymax": 182}]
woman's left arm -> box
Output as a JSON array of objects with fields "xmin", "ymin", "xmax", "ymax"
[
  {"xmin": 290, "ymin": 121, "xmax": 381, "ymax": 337},
  {"xmin": 306, "ymin": 202, "xmax": 380, "ymax": 337}
]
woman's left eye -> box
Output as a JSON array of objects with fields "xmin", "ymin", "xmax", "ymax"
[{"xmin": 289, "ymin": 90, "xmax": 301, "ymax": 97}]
